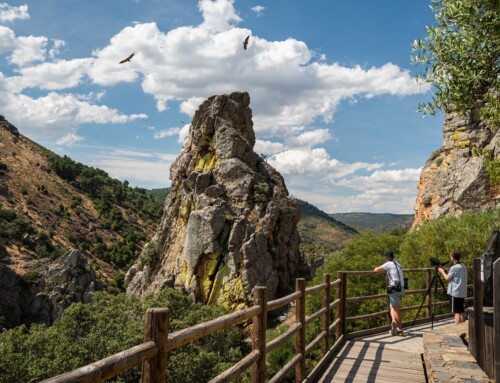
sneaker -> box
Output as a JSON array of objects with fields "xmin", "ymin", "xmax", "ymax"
[
  {"xmin": 390, "ymin": 321, "xmax": 397, "ymax": 336},
  {"xmin": 397, "ymin": 329, "xmax": 405, "ymax": 336}
]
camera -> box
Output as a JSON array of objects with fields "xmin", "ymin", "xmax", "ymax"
[{"xmin": 429, "ymin": 257, "xmax": 449, "ymax": 267}]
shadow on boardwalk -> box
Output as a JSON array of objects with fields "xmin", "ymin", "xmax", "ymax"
[{"xmin": 315, "ymin": 319, "xmax": 454, "ymax": 383}]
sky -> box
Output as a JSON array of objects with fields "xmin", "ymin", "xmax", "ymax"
[{"xmin": 0, "ymin": 0, "xmax": 444, "ymax": 214}]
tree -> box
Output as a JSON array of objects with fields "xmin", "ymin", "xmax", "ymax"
[{"xmin": 412, "ymin": 0, "xmax": 499, "ymax": 126}]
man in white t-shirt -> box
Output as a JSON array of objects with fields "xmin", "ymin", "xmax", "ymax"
[
  {"xmin": 438, "ymin": 251, "xmax": 467, "ymax": 324},
  {"xmin": 374, "ymin": 250, "xmax": 405, "ymax": 336}
]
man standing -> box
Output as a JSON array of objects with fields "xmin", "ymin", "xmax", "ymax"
[
  {"xmin": 438, "ymin": 251, "xmax": 467, "ymax": 324},
  {"xmin": 374, "ymin": 250, "xmax": 405, "ymax": 336}
]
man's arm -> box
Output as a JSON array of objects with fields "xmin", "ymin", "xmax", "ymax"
[
  {"xmin": 374, "ymin": 266, "xmax": 385, "ymax": 273},
  {"xmin": 438, "ymin": 267, "xmax": 452, "ymax": 282}
]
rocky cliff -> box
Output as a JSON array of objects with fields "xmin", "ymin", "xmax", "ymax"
[
  {"xmin": 413, "ymin": 110, "xmax": 499, "ymax": 226},
  {"xmin": 0, "ymin": 249, "xmax": 102, "ymax": 328},
  {"xmin": 126, "ymin": 92, "xmax": 300, "ymax": 309}
]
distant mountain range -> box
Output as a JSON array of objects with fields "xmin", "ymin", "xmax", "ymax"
[{"xmin": 330, "ymin": 212, "xmax": 414, "ymax": 233}]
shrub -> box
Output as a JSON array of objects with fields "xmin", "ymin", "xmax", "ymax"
[
  {"xmin": 0, "ymin": 209, "xmax": 17, "ymax": 222},
  {"xmin": 0, "ymin": 290, "xmax": 246, "ymax": 383}
]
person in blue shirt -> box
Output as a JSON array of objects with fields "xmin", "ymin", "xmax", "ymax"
[{"xmin": 438, "ymin": 251, "xmax": 468, "ymax": 324}]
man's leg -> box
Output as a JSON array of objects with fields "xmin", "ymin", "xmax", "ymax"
[{"xmin": 392, "ymin": 305, "xmax": 402, "ymax": 329}]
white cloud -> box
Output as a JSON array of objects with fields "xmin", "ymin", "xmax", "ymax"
[
  {"xmin": 178, "ymin": 123, "xmax": 190, "ymax": 143},
  {"xmin": 269, "ymin": 148, "xmax": 382, "ymax": 176},
  {"xmin": 154, "ymin": 127, "xmax": 181, "ymax": 139},
  {"xmin": 0, "ymin": 26, "xmax": 15, "ymax": 51},
  {"xmin": 56, "ymin": 131, "xmax": 84, "ymax": 146},
  {"xmin": 286, "ymin": 129, "xmax": 332, "ymax": 148},
  {"xmin": 287, "ymin": 167, "xmax": 421, "ymax": 214},
  {"xmin": 0, "ymin": 3, "xmax": 29, "ymax": 23},
  {"xmin": 251, "ymin": 5, "xmax": 265, "ymax": 17},
  {"xmin": 254, "ymin": 139, "xmax": 284, "ymax": 155},
  {"xmin": 9, "ymin": 35, "xmax": 47, "ymax": 66},
  {"xmin": 199, "ymin": 0, "xmax": 241, "ymax": 32},
  {"xmin": 0, "ymin": 90, "xmax": 147, "ymax": 134},
  {"xmin": 8, "ymin": 58, "xmax": 92, "ymax": 91},
  {"xmin": 90, "ymin": 150, "xmax": 173, "ymax": 188},
  {"xmin": 48, "ymin": 39, "xmax": 66, "ymax": 59}
]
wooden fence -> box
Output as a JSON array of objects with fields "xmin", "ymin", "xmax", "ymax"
[
  {"xmin": 42, "ymin": 267, "xmax": 468, "ymax": 383},
  {"xmin": 469, "ymin": 258, "xmax": 500, "ymax": 380}
]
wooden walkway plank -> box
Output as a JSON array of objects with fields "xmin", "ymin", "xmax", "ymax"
[{"xmin": 315, "ymin": 340, "xmax": 426, "ymax": 383}]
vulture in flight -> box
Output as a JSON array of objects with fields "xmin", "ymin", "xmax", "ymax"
[
  {"xmin": 119, "ymin": 53, "xmax": 135, "ymax": 64},
  {"xmin": 243, "ymin": 35, "xmax": 249, "ymax": 50}
]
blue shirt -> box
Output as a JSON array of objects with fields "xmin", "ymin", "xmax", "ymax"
[{"xmin": 447, "ymin": 263, "xmax": 467, "ymax": 298}]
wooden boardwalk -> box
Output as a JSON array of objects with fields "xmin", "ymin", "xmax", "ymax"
[
  {"xmin": 315, "ymin": 320, "xmax": 455, "ymax": 383},
  {"xmin": 316, "ymin": 340, "xmax": 426, "ymax": 382}
]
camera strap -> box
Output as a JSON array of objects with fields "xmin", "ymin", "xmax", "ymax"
[{"xmin": 389, "ymin": 261, "xmax": 403, "ymax": 287}]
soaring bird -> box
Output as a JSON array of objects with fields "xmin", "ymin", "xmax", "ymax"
[
  {"xmin": 243, "ymin": 35, "xmax": 249, "ymax": 50},
  {"xmin": 119, "ymin": 53, "xmax": 134, "ymax": 64}
]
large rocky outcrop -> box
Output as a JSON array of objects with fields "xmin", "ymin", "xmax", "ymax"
[
  {"xmin": 126, "ymin": 92, "xmax": 300, "ymax": 309},
  {"xmin": 0, "ymin": 249, "xmax": 102, "ymax": 328},
  {"xmin": 413, "ymin": 110, "xmax": 499, "ymax": 226}
]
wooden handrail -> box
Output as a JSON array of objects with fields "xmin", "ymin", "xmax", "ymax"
[
  {"xmin": 305, "ymin": 282, "xmax": 326, "ymax": 295},
  {"xmin": 166, "ymin": 305, "xmax": 260, "ymax": 352},
  {"xmin": 43, "ymin": 266, "xmax": 476, "ymax": 383},
  {"xmin": 42, "ymin": 341, "xmax": 158, "ymax": 383},
  {"xmin": 266, "ymin": 323, "xmax": 302, "ymax": 353},
  {"xmin": 267, "ymin": 291, "xmax": 301, "ymax": 312},
  {"xmin": 209, "ymin": 350, "xmax": 260, "ymax": 383}
]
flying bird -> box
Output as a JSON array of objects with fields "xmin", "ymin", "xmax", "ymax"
[
  {"xmin": 243, "ymin": 35, "xmax": 249, "ymax": 50},
  {"xmin": 119, "ymin": 53, "xmax": 135, "ymax": 64}
]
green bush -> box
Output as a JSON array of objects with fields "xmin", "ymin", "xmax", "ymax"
[
  {"xmin": 0, "ymin": 209, "xmax": 17, "ymax": 222},
  {"xmin": 0, "ymin": 290, "xmax": 246, "ymax": 383}
]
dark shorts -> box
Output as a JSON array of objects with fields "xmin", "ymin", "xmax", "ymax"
[{"xmin": 450, "ymin": 296, "xmax": 465, "ymax": 313}]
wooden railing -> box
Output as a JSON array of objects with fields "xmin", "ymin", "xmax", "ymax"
[{"xmin": 42, "ymin": 268, "xmax": 470, "ymax": 383}]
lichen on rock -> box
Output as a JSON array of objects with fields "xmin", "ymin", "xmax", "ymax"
[{"xmin": 126, "ymin": 92, "xmax": 300, "ymax": 307}]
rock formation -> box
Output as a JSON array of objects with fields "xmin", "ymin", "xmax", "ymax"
[
  {"xmin": 126, "ymin": 92, "xmax": 300, "ymax": 309},
  {"xmin": 413, "ymin": 110, "xmax": 499, "ymax": 226},
  {"xmin": 0, "ymin": 249, "xmax": 102, "ymax": 328}
]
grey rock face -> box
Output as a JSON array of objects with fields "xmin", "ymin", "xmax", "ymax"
[
  {"xmin": 414, "ymin": 110, "xmax": 499, "ymax": 226},
  {"xmin": 126, "ymin": 92, "xmax": 300, "ymax": 309},
  {"xmin": 0, "ymin": 249, "xmax": 102, "ymax": 328}
]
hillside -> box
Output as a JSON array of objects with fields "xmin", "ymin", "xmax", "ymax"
[
  {"xmin": 297, "ymin": 200, "xmax": 358, "ymax": 267},
  {"xmin": 0, "ymin": 118, "xmax": 162, "ymax": 282},
  {"xmin": 330, "ymin": 212, "xmax": 414, "ymax": 233}
]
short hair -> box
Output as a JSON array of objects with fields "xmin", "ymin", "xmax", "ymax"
[
  {"xmin": 384, "ymin": 250, "xmax": 394, "ymax": 259},
  {"xmin": 451, "ymin": 251, "xmax": 461, "ymax": 261}
]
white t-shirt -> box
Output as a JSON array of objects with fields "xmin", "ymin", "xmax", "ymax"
[
  {"xmin": 382, "ymin": 260, "xmax": 404, "ymax": 284},
  {"xmin": 447, "ymin": 263, "xmax": 467, "ymax": 298}
]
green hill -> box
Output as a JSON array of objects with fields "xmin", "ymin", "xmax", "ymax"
[
  {"xmin": 297, "ymin": 200, "xmax": 358, "ymax": 266},
  {"xmin": 330, "ymin": 212, "xmax": 414, "ymax": 233}
]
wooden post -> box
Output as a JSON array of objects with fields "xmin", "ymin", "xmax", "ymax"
[
  {"xmin": 295, "ymin": 278, "xmax": 306, "ymax": 383},
  {"xmin": 473, "ymin": 259, "xmax": 484, "ymax": 369},
  {"xmin": 141, "ymin": 308, "xmax": 169, "ymax": 383},
  {"xmin": 321, "ymin": 274, "xmax": 331, "ymax": 356},
  {"xmin": 426, "ymin": 269, "xmax": 432, "ymax": 319},
  {"xmin": 251, "ymin": 286, "xmax": 267, "ymax": 383},
  {"xmin": 336, "ymin": 272, "xmax": 347, "ymax": 340},
  {"xmin": 493, "ymin": 258, "xmax": 500, "ymax": 382}
]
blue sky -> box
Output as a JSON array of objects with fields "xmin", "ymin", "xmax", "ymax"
[{"xmin": 0, "ymin": 0, "xmax": 443, "ymax": 214}]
